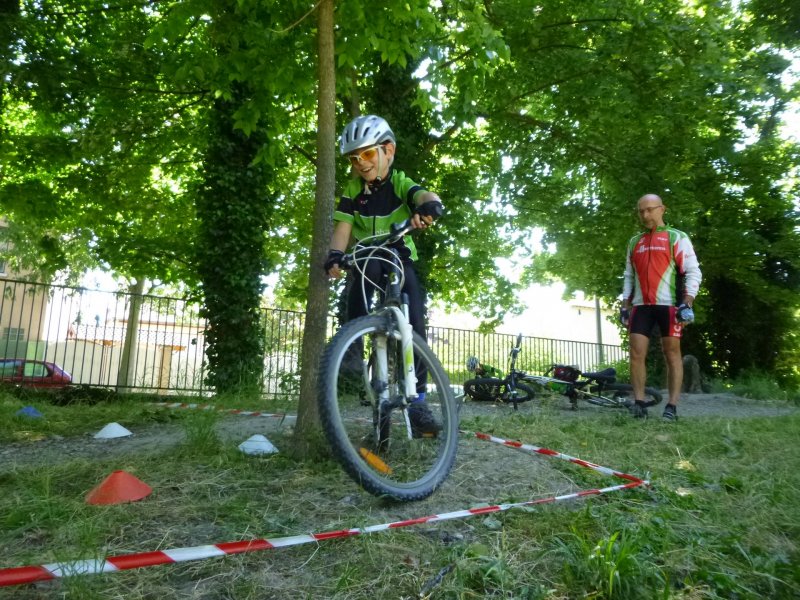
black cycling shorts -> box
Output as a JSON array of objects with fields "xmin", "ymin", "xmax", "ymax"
[{"xmin": 629, "ymin": 305, "xmax": 683, "ymax": 339}]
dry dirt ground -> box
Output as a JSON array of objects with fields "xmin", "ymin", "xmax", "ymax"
[
  {"xmin": 1, "ymin": 391, "xmax": 797, "ymax": 596},
  {"xmin": 1, "ymin": 392, "xmax": 795, "ymax": 476}
]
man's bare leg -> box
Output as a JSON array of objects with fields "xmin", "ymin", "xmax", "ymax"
[
  {"xmin": 629, "ymin": 333, "xmax": 650, "ymax": 400},
  {"xmin": 662, "ymin": 336, "xmax": 683, "ymax": 407}
]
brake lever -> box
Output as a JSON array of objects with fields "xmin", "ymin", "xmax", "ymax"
[{"xmin": 387, "ymin": 219, "xmax": 415, "ymax": 244}]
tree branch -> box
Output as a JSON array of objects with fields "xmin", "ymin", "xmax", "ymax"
[
  {"xmin": 541, "ymin": 18, "xmax": 627, "ymax": 29},
  {"xmin": 34, "ymin": 1, "xmax": 162, "ymax": 18},
  {"xmin": 292, "ymin": 144, "xmax": 317, "ymax": 167}
]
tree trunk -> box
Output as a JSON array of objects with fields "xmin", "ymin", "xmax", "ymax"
[
  {"xmin": 291, "ymin": 0, "xmax": 336, "ymax": 458},
  {"xmin": 116, "ymin": 278, "xmax": 145, "ymax": 392},
  {"xmin": 195, "ymin": 90, "xmax": 271, "ymax": 396}
]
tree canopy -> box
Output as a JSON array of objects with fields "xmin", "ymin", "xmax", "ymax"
[{"xmin": 1, "ymin": 0, "xmax": 798, "ymax": 387}]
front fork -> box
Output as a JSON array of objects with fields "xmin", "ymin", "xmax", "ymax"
[{"xmin": 373, "ymin": 305, "xmax": 417, "ymax": 441}]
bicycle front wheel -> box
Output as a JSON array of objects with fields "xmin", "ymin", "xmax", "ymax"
[
  {"xmin": 318, "ymin": 314, "xmax": 459, "ymax": 502},
  {"xmin": 463, "ymin": 377, "xmax": 504, "ymax": 402},
  {"xmin": 585, "ymin": 383, "xmax": 662, "ymax": 408},
  {"xmin": 508, "ymin": 382, "xmax": 536, "ymax": 405}
]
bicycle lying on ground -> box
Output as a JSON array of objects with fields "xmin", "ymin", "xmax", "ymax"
[
  {"xmin": 317, "ymin": 217, "xmax": 458, "ymax": 502},
  {"xmin": 524, "ymin": 364, "xmax": 662, "ymax": 411},
  {"xmin": 463, "ymin": 334, "xmax": 536, "ymax": 410},
  {"xmin": 462, "ymin": 336, "xmax": 662, "ymax": 411}
]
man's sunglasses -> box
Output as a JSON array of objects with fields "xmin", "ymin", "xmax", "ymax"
[{"xmin": 347, "ymin": 145, "xmax": 382, "ymax": 165}]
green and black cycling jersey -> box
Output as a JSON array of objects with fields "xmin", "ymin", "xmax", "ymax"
[
  {"xmin": 334, "ymin": 168, "xmax": 427, "ymax": 261},
  {"xmin": 478, "ymin": 364, "xmax": 504, "ymax": 379}
]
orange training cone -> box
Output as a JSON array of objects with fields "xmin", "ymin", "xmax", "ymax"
[{"xmin": 85, "ymin": 470, "xmax": 153, "ymax": 505}]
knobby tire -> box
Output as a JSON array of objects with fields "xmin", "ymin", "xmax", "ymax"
[
  {"xmin": 463, "ymin": 377, "xmax": 504, "ymax": 402},
  {"xmin": 463, "ymin": 378, "xmax": 536, "ymax": 405},
  {"xmin": 318, "ymin": 314, "xmax": 458, "ymax": 502}
]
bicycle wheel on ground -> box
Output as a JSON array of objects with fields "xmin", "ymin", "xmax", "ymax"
[
  {"xmin": 463, "ymin": 377, "xmax": 504, "ymax": 402},
  {"xmin": 507, "ymin": 382, "xmax": 536, "ymax": 405},
  {"xmin": 318, "ymin": 314, "xmax": 459, "ymax": 502},
  {"xmin": 584, "ymin": 383, "xmax": 662, "ymax": 408}
]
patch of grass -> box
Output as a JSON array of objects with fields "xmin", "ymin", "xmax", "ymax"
[
  {"xmin": 0, "ymin": 391, "xmax": 179, "ymax": 443},
  {"xmin": 0, "ymin": 395, "xmax": 799, "ymax": 598},
  {"xmin": 708, "ymin": 371, "xmax": 800, "ymax": 403}
]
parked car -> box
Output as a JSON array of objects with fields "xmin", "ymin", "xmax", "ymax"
[{"xmin": 0, "ymin": 359, "xmax": 73, "ymax": 389}]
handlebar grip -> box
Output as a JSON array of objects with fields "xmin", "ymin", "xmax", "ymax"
[
  {"xmin": 415, "ymin": 200, "xmax": 444, "ymax": 220},
  {"xmin": 389, "ymin": 220, "xmax": 409, "ymax": 235}
]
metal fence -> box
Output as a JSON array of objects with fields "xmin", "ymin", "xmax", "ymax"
[{"xmin": 0, "ymin": 278, "xmax": 626, "ymax": 398}]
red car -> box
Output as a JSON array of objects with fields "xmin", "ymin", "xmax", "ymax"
[{"xmin": 0, "ymin": 359, "xmax": 73, "ymax": 388}]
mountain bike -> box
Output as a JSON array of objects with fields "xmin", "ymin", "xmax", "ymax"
[
  {"xmin": 317, "ymin": 217, "xmax": 458, "ymax": 502},
  {"xmin": 462, "ymin": 333, "xmax": 536, "ymax": 410},
  {"xmin": 524, "ymin": 364, "xmax": 662, "ymax": 411}
]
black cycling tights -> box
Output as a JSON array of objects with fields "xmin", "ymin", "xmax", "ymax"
[{"xmin": 346, "ymin": 260, "xmax": 427, "ymax": 394}]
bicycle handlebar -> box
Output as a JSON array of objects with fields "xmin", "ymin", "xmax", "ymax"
[{"xmin": 338, "ymin": 218, "xmax": 419, "ymax": 271}]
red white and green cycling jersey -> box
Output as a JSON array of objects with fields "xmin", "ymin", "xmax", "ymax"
[{"xmin": 622, "ymin": 226, "xmax": 701, "ymax": 306}]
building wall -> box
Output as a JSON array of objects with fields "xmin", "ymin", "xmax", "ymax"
[{"xmin": 430, "ymin": 283, "xmax": 623, "ymax": 346}]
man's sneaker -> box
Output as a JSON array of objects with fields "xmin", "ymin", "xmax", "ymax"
[
  {"xmin": 629, "ymin": 401, "xmax": 648, "ymax": 419},
  {"xmin": 407, "ymin": 402, "xmax": 442, "ymax": 437},
  {"xmin": 662, "ymin": 404, "xmax": 678, "ymax": 422}
]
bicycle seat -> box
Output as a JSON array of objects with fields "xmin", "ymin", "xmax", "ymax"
[{"xmin": 581, "ymin": 367, "xmax": 616, "ymax": 383}]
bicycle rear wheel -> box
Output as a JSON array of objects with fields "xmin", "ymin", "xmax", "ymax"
[
  {"xmin": 585, "ymin": 383, "xmax": 662, "ymax": 408},
  {"xmin": 318, "ymin": 314, "xmax": 458, "ymax": 502}
]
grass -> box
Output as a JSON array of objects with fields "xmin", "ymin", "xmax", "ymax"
[
  {"xmin": 0, "ymin": 389, "xmax": 798, "ymax": 598},
  {"xmin": 708, "ymin": 371, "xmax": 800, "ymax": 404}
]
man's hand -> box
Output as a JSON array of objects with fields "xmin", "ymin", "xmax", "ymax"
[
  {"xmin": 620, "ymin": 308, "xmax": 630, "ymax": 327},
  {"xmin": 676, "ymin": 303, "xmax": 695, "ymax": 324}
]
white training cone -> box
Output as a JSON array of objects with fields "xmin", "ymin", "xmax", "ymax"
[
  {"xmin": 238, "ymin": 434, "xmax": 278, "ymax": 455},
  {"xmin": 93, "ymin": 422, "xmax": 133, "ymax": 439}
]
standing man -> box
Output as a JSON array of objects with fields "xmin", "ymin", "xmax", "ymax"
[{"xmin": 621, "ymin": 194, "xmax": 702, "ymax": 421}]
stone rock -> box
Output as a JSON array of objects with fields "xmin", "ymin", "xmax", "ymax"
[{"xmin": 682, "ymin": 354, "xmax": 703, "ymax": 393}]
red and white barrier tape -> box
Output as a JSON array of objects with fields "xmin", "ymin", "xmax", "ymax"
[
  {"xmin": 0, "ymin": 417, "xmax": 648, "ymax": 587},
  {"xmin": 465, "ymin": 430, "xmax": 645, "ymax": 483}
]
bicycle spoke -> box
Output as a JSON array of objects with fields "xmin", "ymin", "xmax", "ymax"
[{"xmin": 318, "ymin": 315, "xmax": 458, "ymax": 501}]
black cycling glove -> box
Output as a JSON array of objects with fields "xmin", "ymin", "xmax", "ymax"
[
  {"xmin": 324, "ymin": 249, "xmax": 345, "ymax": 273},
  {"xmin": 415, "ymin": 201, "xmax": 444, "ymax": 220}
]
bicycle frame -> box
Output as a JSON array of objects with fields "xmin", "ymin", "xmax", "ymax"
[
  {"xmin": 345, "ymin": 223, "xmax": 419, "ymax": 434},
  {"xmin": 503, "ymin": 333, "xmax": 529, "ymax": 408},
  {"xmin": 319, "ymin": 213, "xmax": 456, "ymax": 501},
  {"xmin": 463, "ymin": 334, "xmax": 535, "ymax": 409},
  {"xmin": 524, "ymin": 365, "xmax": 618, "ymax": 408}
]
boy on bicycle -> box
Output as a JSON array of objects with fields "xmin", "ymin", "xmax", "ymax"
[{"xmin": 325, "ymin": 115, "xmax": 444, "ymax": 436}]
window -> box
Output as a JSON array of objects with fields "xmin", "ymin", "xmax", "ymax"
[
  {"xmin": 23, "ymin": 362, "xmax": 48, "ymax": 377},
  {"xmin": 2, "ymin": 328, "xmax": 25, "ymax": 342},
  {"xmin": 0, "ymin": 359, "xmax": 20, "ymax": 377}
]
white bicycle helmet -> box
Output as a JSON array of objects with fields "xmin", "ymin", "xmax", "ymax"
[
  {"xmin": 466, "ymin": 356, "xmax": 479, "ymax": 372},
  {"xmin": 340, "ymin": 115, "xmax": 396, "ymax": 155}
]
